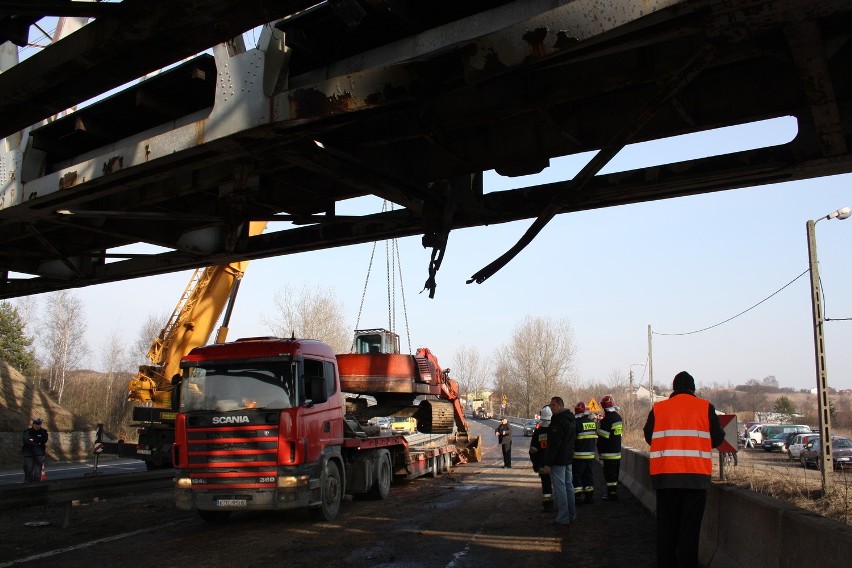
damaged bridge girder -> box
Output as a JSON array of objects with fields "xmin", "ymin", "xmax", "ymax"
[{"xmin": 0, "ymin": 0, "xmax": 851, "ymax": 298}]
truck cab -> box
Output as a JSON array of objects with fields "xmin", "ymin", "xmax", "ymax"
[{"xmin": 173, "ymin": 337, "xmax": 344, "ymax": 520}]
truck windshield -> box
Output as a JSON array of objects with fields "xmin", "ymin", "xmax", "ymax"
[{"xmin": 179, "ymin": 363, "xmax": 296, "ymax": 412}]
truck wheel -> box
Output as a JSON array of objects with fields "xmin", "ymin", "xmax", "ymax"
[
  {"xmin": 429, "ymin": 456, "xmax": 439, "ymax": 478},
  {"xmin": 310, "ymin": 460, "xmax": 342, "ymax": 521},
  {"xmin": 198, "ymin": 510, "xmax": 231, "ymax": 522},
  {"xmin": 368, "ymin": 451, "xmax": 392, "ymax": 500}
]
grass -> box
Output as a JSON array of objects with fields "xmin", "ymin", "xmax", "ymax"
[{"xmin": 717, "ymin": 448, "xmax": 852, "ymax": 526}]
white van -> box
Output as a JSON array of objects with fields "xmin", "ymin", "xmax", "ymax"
[{"xmin": 742, "ymin": 424, "xmax": 767, "ymax": 448}]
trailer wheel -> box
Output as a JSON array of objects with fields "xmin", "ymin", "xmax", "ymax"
[
  {"xmin": 429, "ymin": 456, "xmax": 439, "ymax": 478},
  {"xmin": 310, "ymin": 460, "xmax": 342, "ymax": 521},
  {"xmin": 198, "ymin": 510, "xmax": 231, "ymax": 522},
  {"xmin": 368, "ymin": 450, "xmax": 392, "ymax": 500}
]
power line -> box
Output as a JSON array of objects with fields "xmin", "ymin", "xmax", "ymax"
[{"xmin": 653, "ymin": 268, "xmax": 809, "ymax": 336}]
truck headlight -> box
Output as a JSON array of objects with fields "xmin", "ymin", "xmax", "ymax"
[
  {"xmin": 277, "ymin": 475, "xmax": 309, "ymax": 488},
  {"xmin": 176, "ymin": 477, "xmax": 192, "ymax": 489}
]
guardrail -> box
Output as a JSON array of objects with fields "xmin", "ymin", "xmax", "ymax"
[
  {"xmin": 619, "ymin": 447, "xmax": 852, "ymax": 567},
  {"xmin": 0, "ymin": 470, "xmax": 174, "ymax": 527}
]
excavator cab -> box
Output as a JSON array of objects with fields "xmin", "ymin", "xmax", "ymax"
[{"xmin": 352, "ymin": 329, "xmax": 400, "ymax": 354}]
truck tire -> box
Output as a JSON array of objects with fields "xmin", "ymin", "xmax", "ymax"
[
  {"xmin": 198, "ymin": 510, "xmax": 231, "ymax": 522},
  {"xmin": 310, "ymin": 460, "xmax": 342, "ymax": 521},
  {"xmin": 367, "ymin": 450, "xmax": 392, "ymax": 500}
]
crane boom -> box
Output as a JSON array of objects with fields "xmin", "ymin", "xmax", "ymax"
[{"xmin": 118, "ymin": 221, "xmax": 266, "ymax": 468}]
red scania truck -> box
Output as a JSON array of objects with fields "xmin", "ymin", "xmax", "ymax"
[{"xmin": 172, "ymin": 332, "xmax": 479, "ymax": 521}]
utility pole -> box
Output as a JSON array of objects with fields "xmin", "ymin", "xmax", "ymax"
[{"xmin": 647, "ymin": 325, "xmax": 654, "ymax": 408}]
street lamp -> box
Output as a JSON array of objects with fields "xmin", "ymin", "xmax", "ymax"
[{"xmin": 807, "ymin": 205, "xmax": 850, "ymax": 495}]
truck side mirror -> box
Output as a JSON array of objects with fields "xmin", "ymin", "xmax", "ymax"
[{"xmin": 171, "ymin": 374, "xmax": 181, "ymax": 410}]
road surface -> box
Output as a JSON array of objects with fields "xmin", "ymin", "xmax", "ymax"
[{"xmin": 0, "ymin": 419, "xmax": 657, "ymax": 568}]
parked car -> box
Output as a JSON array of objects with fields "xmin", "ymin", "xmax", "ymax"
[
  {"xmin": 762, "ymin": 432, "xmax": 790, "ymax": 452},
  {"xmin": 800, "ymin": 436, "xmax": 852, "ymax": 469},
  {"xmin": 391, "ymin": 416, "xmax": 417, "ymax": 435},
  {"xmin": 523, "ymin": 419, "xmax": 539, "ymax": 437},
  {"xmin": 782, "ymin": 432, "xmax": 800, "ymax": 452},
  {"xmin": 788, "ymin": 433, "xmax": 819, "ymax": 461}
]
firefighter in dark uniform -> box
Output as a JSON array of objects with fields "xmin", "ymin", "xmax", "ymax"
[
  {"xmin": 528, "ymin": 405, "xmax": 553, "ymax": 511},
  {"xmin": 573, "ymin": 402, "xmax": 597, "ymax": 505},
  {"xmin": 597, "ymin": 395, "xmax": 623, "ymax": 500}
]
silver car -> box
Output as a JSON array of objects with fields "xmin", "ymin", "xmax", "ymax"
[{"xmin": 523, "ymin": 419, "xmax": 539, "ymax": 437}]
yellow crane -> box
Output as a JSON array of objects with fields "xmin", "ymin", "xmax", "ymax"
[{"xmin": 109, "ymin": 221, "xmax": 267, "ymax": 468}]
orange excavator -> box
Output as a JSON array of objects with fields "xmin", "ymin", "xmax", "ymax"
[{"xmin": 337, "ymin": 329, "xmax": 481, "ymax": 462}]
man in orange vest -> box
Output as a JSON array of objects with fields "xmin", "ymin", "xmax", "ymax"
[{"xmin": 643, "ymin": 371, "xmax": 724, "ymax": 568}]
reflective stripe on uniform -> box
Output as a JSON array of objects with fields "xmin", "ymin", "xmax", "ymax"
[
  {"xmin": 651, "ymin": 429, "xmax": 711, "ymax": 439},
  {"xmin": 649, "ymin": 450, "xmax": 713, "ymax": 459},
  {"xmin": 599, "ymin": 452, "xmax": 621, "ymax": 460}
]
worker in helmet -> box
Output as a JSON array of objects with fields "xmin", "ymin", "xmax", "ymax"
[
  {"xmin": 528, "ymin": 405, "xmax": 554, "ymax": 511},
  {"xmin": 573, "ymin": 402, "xmax": 597, "ymax": 505},
  {"xmin": 596, "ymin": 394, "xmax": 624, "ymax": 500}
]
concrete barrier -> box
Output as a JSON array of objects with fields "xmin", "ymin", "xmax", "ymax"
[{"xmin": 619, "ymin": 447, "xmax": 852, "ymax": 567}]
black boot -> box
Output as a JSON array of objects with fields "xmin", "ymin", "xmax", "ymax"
[{"xmin": 584, "ymin": 492, "xmax": 594, "ymax": 505}]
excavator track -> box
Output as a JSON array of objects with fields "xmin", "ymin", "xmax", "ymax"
[{"xmin": 417, "ymin": 399, "xmax": 455, "ymax": 434}]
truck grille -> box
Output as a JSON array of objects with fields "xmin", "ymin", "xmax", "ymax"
[{"xmin": 184, "ymin": 424, "xmax": 281, "ymax": 488}]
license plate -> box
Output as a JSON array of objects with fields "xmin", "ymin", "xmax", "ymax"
[
  {"xmin": 216, "ymin": 499, "xmax": 247, "ymax": 507},
  {"xmin": 837, "ymin": 457, "xmax": 849, "ymax": 462},
  {"xmin": 136, "ymin": 449, "xmax": 152, "ymax": 455}
]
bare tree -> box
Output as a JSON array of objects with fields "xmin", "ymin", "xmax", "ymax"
[
  {"xmin": 102, "ymin": 326, "xmax": 134, "ymax": 401},
  {"xmin": 495, "ymin": 315, "xmax": 577, "ymax": 418},
  {"xmin": 39, "ymin": 290, "xmax": 88, "ymax": 403},
  {"xmin": 134, "ymin": 313, "xmax": 167, "ymax": 365},
  {"xmin": 264, "ymin": 283, "xmax": 351, "ymax": 354},
  {"xmin": 451, "ymin": 345, "xmax": 492, "ymax": 401}
]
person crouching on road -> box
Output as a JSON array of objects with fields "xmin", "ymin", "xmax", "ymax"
[
  {"xmin": 597, "ymin": 395, "xmax": 624, "ymax": 501},
  {"xmin": 643, "ymin": 371, "xmax": 725, "ymax": 568},
  {"xmin": 496, "ymin": 418, "xmax": 512, "ymax": 468},
  {"xmin": 22, "ymin": 418, "xmax": 48, "ymax": 483},
  {"xmin": 541, "ymin": 397, "xmax": 576, "ymax": 526},
  {"xmin": 529, "ymin": 405, "xmax": 554, "ymax": 511},
  {"xmin": 573, "ymin": 402, "xmax": 597, "ymax": 505}
]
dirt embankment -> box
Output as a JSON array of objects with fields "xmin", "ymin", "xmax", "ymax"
[{"xmin": 0, "ymin": 362, "xmax": 96, "ymax": 466}]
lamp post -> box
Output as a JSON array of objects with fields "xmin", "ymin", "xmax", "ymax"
[{"xmin": 807, "ymin": 205, "xmax": 850, "ymax": 495}]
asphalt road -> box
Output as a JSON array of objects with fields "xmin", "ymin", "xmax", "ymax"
[
  {"xmin": 0, "ymin": 457, "xmax": 147, "ymax": 486},
  {"xmin": 0, "ymin": 418, "xmax": 658, "ymax": 568}
]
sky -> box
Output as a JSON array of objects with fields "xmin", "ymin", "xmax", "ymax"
[
  {"xmin": 14, "ymin": 116, "xmax": 850, "ymax": 393},
  {"xmin": 9, "ymin": 19, "xmax": 852, "ymax": 394}
]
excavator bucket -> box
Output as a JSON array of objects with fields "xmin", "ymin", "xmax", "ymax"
[{"xmin": 455, "ymin": 433, "xmax": 481, "ymax": 464}]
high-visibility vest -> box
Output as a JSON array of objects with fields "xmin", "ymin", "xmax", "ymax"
[
  {"xmin": 574, "ymin": 415, "xmax": 597, "ymax": 459},
  {"xmin": 649, "ymin": 395, "xmax": 712, "ymax": 476}
]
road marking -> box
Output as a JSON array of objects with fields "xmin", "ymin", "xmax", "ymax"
[{"xmin": 0, "ymin": 519, "xmax": 188, "ymax": 567}]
